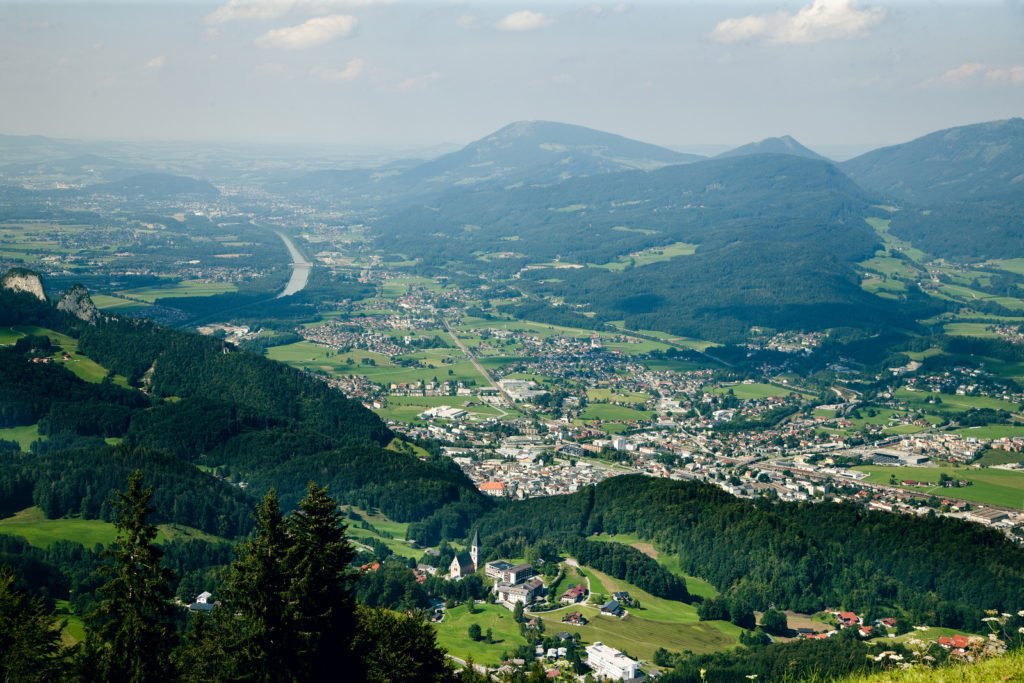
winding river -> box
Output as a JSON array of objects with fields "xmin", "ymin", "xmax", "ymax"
[{"xmin": 274, "ymin": 230, "xmax": 313, "ymax": 298}]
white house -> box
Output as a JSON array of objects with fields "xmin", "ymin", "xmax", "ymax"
[{"xmin": 586, "ymin": 642, "xmax": 639, "ymax": 680}]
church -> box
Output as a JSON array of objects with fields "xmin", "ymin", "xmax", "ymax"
[{"xmin": 448, "ymin": 530, "xmax": 480, "ymax": 579}]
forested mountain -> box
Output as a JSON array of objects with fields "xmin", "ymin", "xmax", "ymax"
[
  {"xmin": 288, "ymin": 120, "xmax": 702, "ymax": 197},
  {"xmin": 378, "ymin": 153, "xmax": 930, "ymax": 340},
  {"xmin": 474, "ymin": 476, "xmax": 1024, "ymax": 632},
  {"xmin": 81, "ymin": 172, "xmax": 219, "ymax": 199},
  {"xmin": 841, "ymin": 118, "xmax": 1024, "ymax": 204},
  {"xmin": 0, "ymin": 283, "xmax": 488, "ymax": 535},
  {"xmin": 716, "ymin": 135, "xmax": 827, "ymax": 161}
]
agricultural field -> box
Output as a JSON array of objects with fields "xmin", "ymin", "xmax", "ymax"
[
  {"xmin": 91, "ymin": 293, "xmax": 153, "ymax": 312},
  {"xmin": 586, "ymin": 388, "xmax": 650, "ymax": 404},
  {"xmin": 267, "ymin": 341, "xmax": 487, "ymax": 387},
  {"xmin": 374, "ymin": 396, "xmax": 513, "ymax": 424},
  {"xmin": 594, "ymin": 241, "xmax": 698, "ymax": 271},
  {"xmin": 116, "ymin": 280, "xmax": 237, "ymax": 303},
  {"xmin": 579, "ymin": 403, "xmax": 654, "ymax": 422},
  {"xmin": 893, "ymin": 388, "xmax": 1020, "ymax": 415},
  {"xmin": 711, "ymin": 382, "xmax": 797, "ymax": 400},
  {"xmin": 432, "ymin": 603, "xmax": 529, "ymax": 666},
  {"xmin": 852, "ymin": 464, "xmax": 1024, "ymax": 510},
  {"xmin": 0, "ymin": 507, "xmax": 223, "ymax": 549},
  {"xmin": 987, "ymin": 258, "xmax": 1024, "ymax": 276},
  {"xmin": 342, "ymin": 506, "xmax": 420, "ymax": 559},
  {"xmin": 565, "ymin": 608, "xmax": 741, "ymax": 662}
]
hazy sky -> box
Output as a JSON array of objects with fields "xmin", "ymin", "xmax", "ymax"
[{"xmin": 0, "ymin": 0, "xmax": 1022, "ymax": 149}]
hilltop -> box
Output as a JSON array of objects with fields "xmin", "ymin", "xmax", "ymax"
[
  {"xmin": 378, "ymin": 152, "xmax": 924, "ymax": 340},
  {"xmin": 289, "ymin": 120, "xmax": 702, "ymax": 196},
  {"xmin": 717, "ymin": 135, "xmax": 828, "ymax": 161},
  {"xmin": 841, "ymin": 118, "xmax": 1024, "ymax": 204}
]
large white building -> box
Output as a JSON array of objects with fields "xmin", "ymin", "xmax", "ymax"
[{"xmin": 586, "ymin": 642, "xmax": 639, "ymax": 681}]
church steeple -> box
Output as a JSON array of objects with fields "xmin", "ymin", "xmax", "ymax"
[{"xmin": 470, "ymin": 529, "xmax": 480, "ymax": 568}]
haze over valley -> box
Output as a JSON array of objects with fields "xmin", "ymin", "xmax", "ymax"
[{"xmin": 1, "ymin": 2, "xmax": 1024, "ymax": 682}]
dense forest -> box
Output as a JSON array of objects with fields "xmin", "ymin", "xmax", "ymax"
[
  {"xmin": 376, "ymin": 154, "xmax": 931, "ymax": 341},
  {"xmin": 473, "ymin": 476, "xmax": 1024, "ymax": 632}
]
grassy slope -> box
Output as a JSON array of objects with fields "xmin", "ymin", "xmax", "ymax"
[
  {"xmin": 433, "ymin": 603, "xmax": 528, "ymax": 666},
  {"xmin": 829, "ymin": 650, "xmax": 1024, "ymax": 683},
  {"xmin": 0, "ymin": 507, "xmax": 224, "ymax": 549}
]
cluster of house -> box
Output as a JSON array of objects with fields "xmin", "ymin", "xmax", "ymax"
[{"xmin": 447, "ymin": 534, "xmax": 548, "ymax": 610}]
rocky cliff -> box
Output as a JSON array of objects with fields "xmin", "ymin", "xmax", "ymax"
[
  {"xmin": 1, "ymin": 267, "xmax": 46, "ymax": 302},
  {"xmin": 56, "ymin": 284, "xmax": 101, "ymax": 324}
]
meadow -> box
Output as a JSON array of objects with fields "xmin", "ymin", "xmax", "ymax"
[
  {"xmin": 10, "ymin": 325, "xmax": 130, "ymax": 386},
  {"xmin": 853, "ymin": 464, "xmax": 1024, "ymax": 510},
  {"xmin": 432, "ymin": 603, "xmax": 529, "ymax": 666},
  {"xmin": 116, "ymin": 280, "xmax": 237, "ymax": 303},
  {"xmin": 0, "ymin": 424, "xmax": 41, "ymax": 451},
  {"xmin": 711, "ymin": 382, "xmax": 799, "ymax": 400},
  {"xmin": 0, "ymin": 507, "xmax": 223, "ymax": 549}
]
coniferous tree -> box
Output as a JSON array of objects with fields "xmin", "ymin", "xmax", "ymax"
[
  {"xmin": 283, "ymin": 482, "xmax": 358, "ymax": 681},
  {"xmin": 217, "ymin": 488, "xmax": 294, "ymax": 682},
  {"xmin": 0, "ymin": 568, "xmax": 68, "ymax": 682},
  {"xmin": 83, "ymin": 469, "xmax": 178, "ymax": 682},
  {"xmin": 352, "ymin": 605, "xmax": 452, "ymax": 683}
]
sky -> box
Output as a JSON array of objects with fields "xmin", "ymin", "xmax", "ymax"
[{"xmin": 0, "ymin": 0, "xmax": 1022, "ymax": 150}]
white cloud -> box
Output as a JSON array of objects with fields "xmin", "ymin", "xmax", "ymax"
[
  {"xmin": 940, "ymin": 62, "xmax": 985, "ymax": 85},
  {"xmin": 496, "ymin": 10, "xmax": 552, "ymax": 32},
  {"xmin": 207, "ymin": 1, "xmax": 292, "ymax": 25},
  {"xmin": 256, "ymin": 15, "xmax": 357, "ymax": 49},
  {"xmin": 311, "ymin": 58, "xmax": 365, "ymax": 82},
  {"xmin": 206, "ymin": 0, "xmax": 390, "ymax": 25},
  {"xmin": 934, "ymin": 62, "xmax": 1024, "ymax": 87},
  {"xmin": 985, "ymin": 65, "xmax": 1024, "ymax": 85},
  {"xmin": 395, "ymin": 71, "xmax": 440, "ymax": 92},
  {"xmin": 145, "ymin": 55, "xmax": 167, "ymax": 69},
  {"xmin": 711, "ymin": 0, "xmax": 885, "ymax": 45}
]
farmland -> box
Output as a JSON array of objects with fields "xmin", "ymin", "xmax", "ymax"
[{"xmin": 852, "ymin": 464, "xmax": 1024, "ymax": 510}]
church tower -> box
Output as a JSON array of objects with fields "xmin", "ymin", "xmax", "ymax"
[{"xmin": 470, "ymin": 529, "xmax": 480, "ymax": 569}]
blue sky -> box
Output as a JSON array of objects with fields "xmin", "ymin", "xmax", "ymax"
[{"xmin": 0, "ymin": 1, "xmax": 1021, "ymax": 149}]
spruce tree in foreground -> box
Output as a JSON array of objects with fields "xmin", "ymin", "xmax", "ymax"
[
  {"xmin": 283, "ymin": 482, "xmax": 358, "ymax": 681},
  {"xmin": 215, "ymin": 488, "xmax": 294, "ymax": 682},
  {"xmin": 83, "ymin": 469, "xmax": 178, "ymax": 682},
  {"xmin": 0, "ymin": 568, "xmax": 68, "ymax": 681}
]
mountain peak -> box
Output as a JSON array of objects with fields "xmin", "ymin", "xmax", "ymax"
[{"xmin": 717, "ymin": 135, "xmax": 827, "ymax": 161}]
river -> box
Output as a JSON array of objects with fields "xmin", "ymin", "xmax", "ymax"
[{"xmin": 274, "ymin": 230, "xmax": 313, "ymax": 298}]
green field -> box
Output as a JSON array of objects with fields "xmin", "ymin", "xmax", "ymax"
[
  {"xmin": 580, "ymin": 403, "xmax": 653, "ymax": 422},
  {"xmin": 976, "ymin": 449, "xmax": 1024, "ymax": 467},
  {"xmin": 0, "ymin": 507, "xmax": 224, "ymax": 549},
  {"xmin": 711, "ymin": 382, "xmax": 795, "ymax": 400},
  {"xmin": 894, "ymin": 388, "xmax": 1020, "ymax": 414},
  {"xmin": 0, "ymin": 424, "xmax": 41, "ymax": 451},
  {"xmin": 432, "ymin": 603, "xmax": 528, "ymax": 666},
  {"xmin": 116, "ymin": 280, "xmax": 237, "ymax": 303},
  {"xmin": 987, "ymin": 258, "xmax": 1024, "ymax": 276},
  {"xmin": 267, "ymin": 340, "xmax": 488, "ymax": 388},
  {"xmin": 943, "ymin": 322, "xmax": 1001, "ymax": 338},
  {"xmin": 589, "ymin": 533, "xmax": 718, "ymax": 600},
  {"xmin": 374, "ymin": 395, "xmax": 512, "ymax": 424},
  {"xmin": 586, "ymin": 388, "xmax": 650, "ymax": 404},
  {"xmin": 10, "ymin": 325, "xmax": 130, "ymax": 386},
  {"xmin": 91, "ymin": 293, "xmax": 153, "ymax": 312},
  {"xmin": 853, "ymin": 465, "xmax": 1024, "ymax": 510},
  {"xmin": 567, "ymin": 607, "xmax": 741, "ymax": 662}
]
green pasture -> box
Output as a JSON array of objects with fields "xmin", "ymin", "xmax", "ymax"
[
  {"xmin": 853, "ymin": 465, "xmax": 1024, "ymax": 510},
  {"xmin": 589, "ymin": 533, "xmax": 718, "ymax": 600},
  {"xmin": 10, "ymin": 325, "xmax": 129, "ymax": 387},
  {"xmin": 894, "ymin": 388, "xmax": 1019, "ymax": 414},
  {"xmin": 432, "ymin": 603, "xmax": 528, "ymax": 666},
  {"xmin": 116, "ymin": 280, "xmax": 237, "ymax": 303},
  {"xmin": 586, "ymin": 388, "xmax": 650, "ymax": 404},
  {"xmin": 711, "ymin": 382, "xmax": 796, "ymax": 400},
  {"xmin": 0, "ymin": 507, "xmax": 224, "ymax": 549},
  {"xmin": 580, "ymin": 403, "xmax": 653, "ymax": 422},
  {"xmin": 0, "ymin": 424, "xmax": 41, "ymax": 451},
  {"xmin": 91, "ymin": 293, "xmax": 153, "ymax": 312}
]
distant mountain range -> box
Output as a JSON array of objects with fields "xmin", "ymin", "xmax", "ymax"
[
  {"xmin": 841, "ymin": 117, "xmax": 1024, "ymax": 203},
  {"xmin": 288, "ymin": 120, "xmax": 703, "ymax": 195}
]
